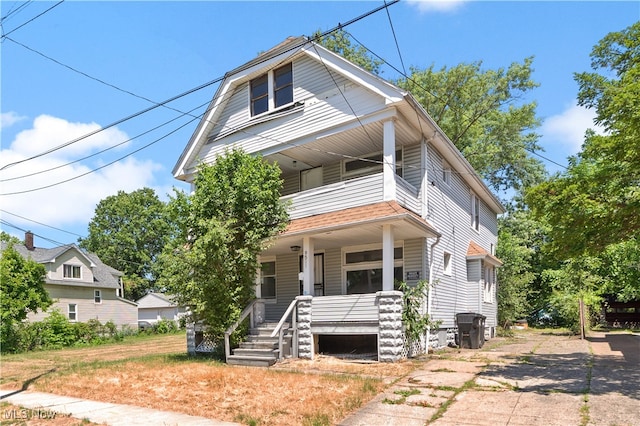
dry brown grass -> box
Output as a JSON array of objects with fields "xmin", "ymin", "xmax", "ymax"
[{"xmin": 0, "ymin": 334, "xmax": 416, "ymax": 425}]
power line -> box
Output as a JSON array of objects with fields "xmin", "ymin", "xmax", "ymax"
[
  {"xmin": 0, "ymin": 77, "xmax": 221, "ymax": 171},
  {"xmin": 0, "ymin": 99, "xmax": 210, "ymax": 183},
  {"xmin": 0, "ymin": 0, "xmax": 64, "ymax": 40},
  {"xmin": 1, "ymin": 1, "xmax": 401, "ymax": 173},
  {"xmin": 4, "ymin": 35, "xmax": 204, "ymax": 120},
  {"xmin": 1, "ymin": 1, "xmax": 33, "ymax": 24},
  {"xmin": 0, "ymin": 219, "xmax": 68, "ymax": 247},
  {"xmin": 0, "ymin": 115, "xmax": 200, "ymax": 196},
  {"xmin": 345, "ymin": 30, "xmax": 568, "ymax": 171},
  {"xmin": 0, "ymin": 209, "xmax": 85, "ymax": 237}
]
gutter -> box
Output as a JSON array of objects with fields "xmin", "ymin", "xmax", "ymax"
[{"xmin": 425, "ymin": 235, "xmax": 441, "ymax": 354}]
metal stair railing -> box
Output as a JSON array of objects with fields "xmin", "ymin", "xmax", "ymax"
[
  {"xmin": 224, "ymin": 300, "xmax": 258, "ymax": 362},
  {"xmin": 270, "ymin": 298, "xmax": 298, "ymax": 360}
]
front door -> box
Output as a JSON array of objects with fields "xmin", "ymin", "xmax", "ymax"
[{"xmin": 299, "ymin": 253, "xmax": 325, "ymax": 296}]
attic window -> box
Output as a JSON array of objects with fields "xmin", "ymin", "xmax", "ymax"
[
  {"xmin": 63, "ymin": 264, "xmax": 81, "ymax": 279},
  {"xmin": 250, "ymin": 63, "xmax": 293, "ymax": 116}
]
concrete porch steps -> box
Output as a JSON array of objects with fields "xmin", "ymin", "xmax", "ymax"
[{"xmin": 227, "ymin": 322, "xmax": 291, "ymax": 367}]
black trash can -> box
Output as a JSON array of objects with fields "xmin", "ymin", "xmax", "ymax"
[{"xmin": 456, "ymin": 313, "xmax": 486, "ymax": 349}]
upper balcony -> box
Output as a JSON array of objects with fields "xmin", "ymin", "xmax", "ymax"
[{"xmin": 281, "ymin": 172, "xmax": 421, "ymax": 220}]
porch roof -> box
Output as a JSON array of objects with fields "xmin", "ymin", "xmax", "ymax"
[
  {"xmin": 466, "ymin": 240, "xmax": 503, "ymax": 266},
  {"xmin": 262, "ymin": 201, "xmax": 440, "ymax": 256},
  {"xmin": 285, "ymin": 201, "xmax": 439, "ymax": 236}
]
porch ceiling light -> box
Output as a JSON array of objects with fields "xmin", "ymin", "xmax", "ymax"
[{"xmin": 290, "ymin": 245, "xmax": 301, "ymax": 252}]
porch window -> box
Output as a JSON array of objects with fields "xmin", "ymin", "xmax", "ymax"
[
  {"xmin": 344, "ymin": 246, "xmax": 403, "ymax": 294},
  {"xmin": 63, "ymin": 264, "xmax": 81, "ymax": 279},
  {"xmin": 250, "ymin": 63, "xmax": 293, "ymax": 117},
  {"xmin": 343, "ymin": 149, "xmax": 403, "ymax": 178},
  {"xmin": 260, "ymin": 261, "xmax": 276, "ymax": 299}
]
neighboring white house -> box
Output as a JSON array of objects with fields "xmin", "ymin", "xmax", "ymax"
[
  {"xmin": 136, "ymin": 293, "xmax": 186, "ymax": 323},
  {"xmin": 173, "ymin": 36, "xmax": 504, "ymax": 363},
  {"xmin": 2, "ymin": 232, "xmax": 138, "ymax": 329}
]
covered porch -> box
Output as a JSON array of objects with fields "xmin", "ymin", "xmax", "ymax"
[{"xmin": 252, "ymin": 200, "xmax": 441, "ymax": 361}]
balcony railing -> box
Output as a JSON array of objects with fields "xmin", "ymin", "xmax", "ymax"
[{"xmin": 281, "ymin": 173, "xmax": 421, "ymax": 220}]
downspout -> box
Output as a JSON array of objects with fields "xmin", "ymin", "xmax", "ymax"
[{"xmin": 426, "ymin": 235, "xmax": 441, "ymax": 354}]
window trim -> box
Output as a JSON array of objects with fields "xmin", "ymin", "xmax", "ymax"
[
  {"xmin": 471, "ymin": 193, "xmax": 480, "ymax": 232},
  {"xmin": 249, "ymin": 63, "xmax": 294, "ymax": 118},
  {"xmin": 68, "ymin": 303, "xmax": 77, "ymax": 322},
  {"xmin": 94, "ymin": 289, "xmax": 102, "ymax": 304},
  {"xmin": 341, "ymin": 243, "xmax": 404, "ymax": 294},
  {"xmin": 63, "ymin": 264, "xmax": 82, "ymax": 279},
  {"xmin": 342, "ymin": 149, "xmax": 403, "ymax": 179},
  {"xmin": 483, "ymin": 265, "xmax": 495, "ymax": 303},
  {"xmin": 443, "ymin": 252, "xmax": 452, "ymax": 276},
  {"xmin": 259, "ymin": 257, "xmax": 277, "ymax": 302},
  {"xmin": 442, "ymin": 161, "xmax": 451, "ymax": 186}
]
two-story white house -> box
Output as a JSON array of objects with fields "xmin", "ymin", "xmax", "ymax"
[
  {"xmin": 3, "ymin": 232, "xmax": 138, "ymax": 329},
  {"xmin": 174, "ymin": 37, "xmax": 504, "ymax": 365}
]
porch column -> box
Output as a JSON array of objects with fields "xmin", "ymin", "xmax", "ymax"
[
  {"xmin": 383, "ymin": 119, "xmax": 396, "ymax": 201},
  {"xmin": 302, "ymin": 236, "xmax": 315, "ymax": 296},
  {"xmin": 382, "ymin": 224, "xmax": 395, "ymax": 291}
]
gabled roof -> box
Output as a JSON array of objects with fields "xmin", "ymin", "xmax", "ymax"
[
  {"xmin": 466, "ymin": 241, "xmax": 503, "ymax": 266},
  {"xmin": 1, "ymin": 241, "xmax": 122, "ymax": 289},
  {"xmin": 173, "ymin": 36, "xmax": 505, "ymax": 215},
  {"xmin": 136, "ymin": 292, "xmax": 178, "ymax": 308}
]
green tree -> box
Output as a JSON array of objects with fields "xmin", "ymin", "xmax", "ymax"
[
  {"xmin": 527, "ymin": 23, "xmax": 639, "ymax": 261},
  {"xmin": 0, "ymin": 244, "xmax": 52, "ymax": 352},
  {"xmin": 158, "ymin": 149, "xmax": 288, "ymax": 345},
  {"xmin": 314, "ymin": 28, "xmax": 383, "ymax": 75},
  {"xmin": 79, "ymin": 188, "xmax": 172, "ymax": 301},
  {"xmin": 395, "ymin": 59, "xmax": 546, "ymax": 192},
  {"xmin": 496, "ymin": 210, "xmax": 549, "ymax": 327},
  {"xmin": 526, "ymin": 23, "xmax": 640, "ymax": 323}
]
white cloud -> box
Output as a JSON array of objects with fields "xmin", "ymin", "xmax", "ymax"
[
  {"xmin": 9, "ymin": 114, "xmax": 130, "ymax": 158},
  {"xmin": 406, "ymin": 0, "xmax": 467, "ymax": 13},
  {"xmin": 1, "ymin": 111, "xmax": 27, "ymax": 129},
  {"xmin": 0, "ymin": 114, "xmax": 163, "ymax": 232},
  {"xmin": 542, "ymin": 104, "xmax": 606, "ymax": 154}
]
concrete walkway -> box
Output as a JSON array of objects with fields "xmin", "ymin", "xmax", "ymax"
[
  {"xmin": 340, "ymin": 331, "xmax": 640, "ymax": 426},
  {"xmin": 0, "ymin": 389, "xmax": 239, "ymax": 425}
]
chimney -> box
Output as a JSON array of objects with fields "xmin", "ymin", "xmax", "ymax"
[{"xmin": 25, "ymin": 231, "xmax": 35, "ymax": 251}]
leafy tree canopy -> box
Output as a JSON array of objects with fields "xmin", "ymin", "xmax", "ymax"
[
  {"xmin": 1, "ymin": 244, "xmax": 52, "ymax": 351},
  {"xmin": 527, "ymin": 22, "xmax": 640, "ymax": 258},
  {"xmin": 158, "ymin": 149, "xmax": 289, "ymax": 342},
  {"xmin": 395, "ymin": 59, "xmax": 546, "ymax": 193},
  {"xmin": 313, "ymin": 28, "xmax": 384, "ymax": 75},
  {"xmin": 79, "ymin": 187, "xmax": 172, "ymax": 301}
]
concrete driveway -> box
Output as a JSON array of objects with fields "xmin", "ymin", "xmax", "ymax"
[{"xmin": 340, "ymin": 330, "xmax": 639, "ymax": 426}]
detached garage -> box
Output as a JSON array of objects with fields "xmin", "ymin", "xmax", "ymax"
[{"xmin": 136, "ymin": 293, "xmax": 186, "ymax": 324}]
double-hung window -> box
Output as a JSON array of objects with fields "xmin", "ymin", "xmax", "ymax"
[
  {"xmin": 68, "ymin": 304, "xmax": 77, "ymax": 322},
  {"xmin": 483, "ymin": 265, "xmax": 495, "ymax": 303},
  {"xmin": 250, "ymin": 63, "xmax": 293, "ymax": 116},
  {"xmin": 94, "ymin": 289, "xmax": 102, "ymax": 304},
  {"xmin": 260, "ymin": 260, "xmax": 276, "ymax": 299},
  {"xmin": 471, "ymin": 194, "xmax": 480, "ymax": 231},
  {"xmin": 63, "ymin": 264, "xmax": 81, "ymax": 279}
]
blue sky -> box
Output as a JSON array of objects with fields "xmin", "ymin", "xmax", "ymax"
[{"xmin": 1, "ymin": 0, "xmax": 638, "ymax": 248}]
